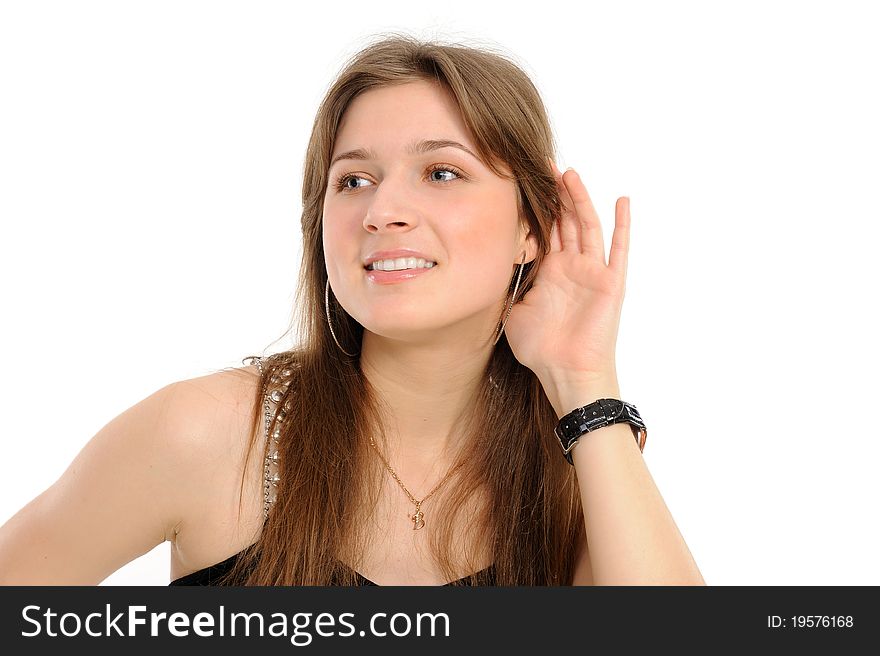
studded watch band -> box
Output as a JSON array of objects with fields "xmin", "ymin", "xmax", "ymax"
[{"xmin": 554, "ymin": 398, "xmax": 647, "ymax": 465}]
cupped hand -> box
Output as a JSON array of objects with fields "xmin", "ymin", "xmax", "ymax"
[{"xmin": 501, "ymin": 158, "xmax": 632, "ymax": 384}]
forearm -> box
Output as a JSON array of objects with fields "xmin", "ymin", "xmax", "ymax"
[{"xmin": 542, "ymin": 375, "xmax": 706, "ymax": 586}]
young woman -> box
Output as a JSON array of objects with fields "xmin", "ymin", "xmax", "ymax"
[{"xmin": 0, "ymin": 33, "xmax": 705, "ymax": 586}]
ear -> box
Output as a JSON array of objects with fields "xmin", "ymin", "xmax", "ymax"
[{"xmin": 517, "ymin": 221, "xmax": 540, "ymax": 264}]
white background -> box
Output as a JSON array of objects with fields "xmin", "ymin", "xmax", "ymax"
[{"xmin": 1, "ymin": 0, "xmax": 877, "ymax": 586}]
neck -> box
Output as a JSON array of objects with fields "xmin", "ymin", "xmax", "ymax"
[{"xmin": 359, "ymin": 329, "xmax": 493, "ymax": 472}]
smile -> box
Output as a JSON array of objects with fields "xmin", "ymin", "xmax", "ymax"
[{"xmin": 363, "ymin": 264, "xmax": 438, "ymax": 285}]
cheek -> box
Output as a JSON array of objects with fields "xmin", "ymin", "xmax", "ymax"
[
  {"xmin": 444, "ymin": 205, "xmax": 519, "ymax": 285},
  {"xmin": 445, "ymin": 239, "xmax": 514, "ymax": 303},
  {"xmin": 321, "ymin": 221, "xmax": 358, "ymax": 290}
]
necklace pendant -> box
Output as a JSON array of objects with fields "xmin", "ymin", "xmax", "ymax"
[{"xmin": 410, "ymin": 509, "xmax": 425, "ymax": 530}]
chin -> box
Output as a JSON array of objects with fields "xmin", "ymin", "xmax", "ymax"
[{"xmin": 360, "ymin": 319, "xmax": 450, "ymax": 343}]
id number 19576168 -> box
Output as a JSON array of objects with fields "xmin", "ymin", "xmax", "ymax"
[{"xmin": 767, "ymin": 615, "xmax": 854, "ymax": 629}]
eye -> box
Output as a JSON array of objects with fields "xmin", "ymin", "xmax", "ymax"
[{"xmin": 332, "ymin": 164, "xmax": 466, "ymax": 193}]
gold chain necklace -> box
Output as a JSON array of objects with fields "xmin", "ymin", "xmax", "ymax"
[{"xmin": 368, "ymin": 435, "xmax": 466, "ymax": 530}]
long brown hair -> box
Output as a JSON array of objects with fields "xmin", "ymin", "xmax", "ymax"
[{"xmin": 218, "ymin": 31, "xmax": 582, "ymax": 585}]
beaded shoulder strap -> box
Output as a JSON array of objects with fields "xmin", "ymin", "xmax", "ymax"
[{"xmin": 252, "ymin": 356, "xmax": 291, "ymax": 521}]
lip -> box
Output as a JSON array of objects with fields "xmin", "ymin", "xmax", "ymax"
[
  {"xmin": 365, "ymin": 264, "xmax": 437, "ymax": 285},
  {"xmin": 363, "ymin": 248, "xmax": 438, "ymax": 267}
]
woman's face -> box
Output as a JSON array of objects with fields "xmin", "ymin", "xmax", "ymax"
[{"xmin": 322, "ymin": 80, "xmax": 533, "ymax": 345}]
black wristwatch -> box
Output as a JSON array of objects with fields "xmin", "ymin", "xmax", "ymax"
[{"xmin": 554, "ymin": 398, "xmax": 647, "ymax": 465}]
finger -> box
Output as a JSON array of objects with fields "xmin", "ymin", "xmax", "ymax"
[
  {"xmin": 547, "ymin": 158, "xmax": 564, "ymax": 251},
  {"xmin": 549, "ymin": 205, "xmax": 563, "ymax": 252},
  {"xmin": 562, "ymin": 168, "xmax": 605, "ymax": 263},
  {"xmin": 548, "ymin": 158, "xmax": 581, "ymax": 252},
  {"xmin": 608, "ymin": 196, "xmax": 630, "ymax": 277}
]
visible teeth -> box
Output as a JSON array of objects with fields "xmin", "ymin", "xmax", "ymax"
[{"xmin": 368, "ymin": 257, "xmax": 436, "ymax": 271}]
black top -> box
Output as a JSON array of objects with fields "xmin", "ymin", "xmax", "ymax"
[{"xmin": 169, "ymin": 548, "xmax": 496, "ymax": 586}]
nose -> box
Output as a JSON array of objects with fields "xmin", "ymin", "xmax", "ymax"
[
  {"xmin": 363, "ymin": 213, "xmax": 415, "ymax": 233},
  {"xmin": 361, "ymin": 172, "xmax": 421, "ymax": 233}
]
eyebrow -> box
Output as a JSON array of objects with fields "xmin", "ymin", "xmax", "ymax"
[{"xmin": 329, "ymin": 138, "xmax": 479, "ymax": 169}]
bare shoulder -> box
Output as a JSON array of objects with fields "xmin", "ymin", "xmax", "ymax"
[
  {"xmin": 172, "ymin": 363, "xmax": 263, "ymax": 449},
  {"xmin": 178, "ymin": 363, "xmax": 261, "ymax": 409},
  {"xmin": 0, "ymin": 362, "xmax": 265, "ymax": 584},
  {"xmin": 166, "ymin": 363, "xmax": 271, "ymax": 578},
  {"xmin": 164, "ymin": 363, "xmax": 265, "ymax": 526},
  {"xmin": 140, "ymin": 363, "xmax": 265, "ymax": 511}
]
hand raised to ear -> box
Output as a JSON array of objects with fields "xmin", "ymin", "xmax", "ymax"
[{"xmin": 501, "ymin": 157, "xmax": 631, "ymax": 385}]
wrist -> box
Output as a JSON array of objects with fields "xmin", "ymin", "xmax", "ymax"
[{"xmin": 540, "ymin": 373, "xmax": 622, "ymax": 419}]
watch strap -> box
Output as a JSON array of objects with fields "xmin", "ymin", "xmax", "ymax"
[{"xmin": 554, "ymin": 398, "xmax": 647, "ymax": 465}]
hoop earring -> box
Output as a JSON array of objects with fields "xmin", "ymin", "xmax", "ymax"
[
  {"xmin": 493, "ymin": 251, "xmax": 527, "ymax": 346},
  {"xmin": 325, "ymin": 278, "xmax": 359, "ymax": 357}
]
